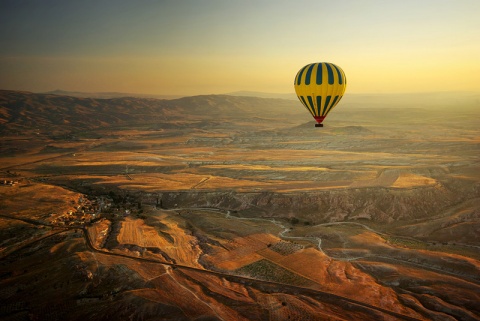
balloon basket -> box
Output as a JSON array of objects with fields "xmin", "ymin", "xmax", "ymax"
[{"xmin": 315, "ymin": 123, "xmax": 324, "ymax": 127}]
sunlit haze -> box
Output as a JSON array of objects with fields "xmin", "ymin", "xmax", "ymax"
[{"xmin": 1, "ymin": 0, "xmax": 479, "ymax": 95}]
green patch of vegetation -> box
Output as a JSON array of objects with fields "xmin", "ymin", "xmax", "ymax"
[
  {"xmin": 385, "ymin": 236, "xmax": 480, "ymax": 260},
  {"xmin": 385, "ymin": 236, "xmax": 428, "ymax": 249},
  {"xmin": 235, "ymin": 259, "xmax": 313, "ymax": 287},
  {"xmin": 269, "ymin": 241, "xmax": 304, "ymax": 256}
]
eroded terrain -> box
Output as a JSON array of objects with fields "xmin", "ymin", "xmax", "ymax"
[{"xmin": 1, "ymin": 91, "xmax": 479, "ymax": 320}]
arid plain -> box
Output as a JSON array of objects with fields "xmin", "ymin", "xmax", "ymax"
[{"xmin": 1, "ymin": 90, "xmax": 479, "ymax": 320}]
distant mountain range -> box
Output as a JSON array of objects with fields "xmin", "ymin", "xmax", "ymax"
[
  {"xmin": 0, "ymin": 90, "xmax": 304, "ymax": 136},
  {"xmin": 43, "ymin": 89, "xmax": 183, "ymax": 100},
  {"xmin": 41, "ymin": 89, "xmax": 297, "ymax": 100},
  {"xmin": 229, "ymin": 90, "xmax": 480, "ymax": 110},
  {"xmin": 226, "ymin": 91, "xmax": 297, "ymax": 100},
  {"xmin": 42, "ymin": 89, "xmax": 479, "ymax": 110},
  {"xmin": 1, "ymin": 89, "xmax": 478, "ymax": 137}
]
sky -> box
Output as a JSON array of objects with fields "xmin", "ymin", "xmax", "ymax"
[{"xmin": 1, "ymin": 0, "xmax": 479, "ymax": 96}]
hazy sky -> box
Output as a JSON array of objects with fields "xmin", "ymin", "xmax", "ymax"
[{"xmin": 1, "ymin": 0, "xmax": 479, "ymax": 95}]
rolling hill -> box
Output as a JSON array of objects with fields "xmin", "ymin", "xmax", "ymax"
[{"xmin": 0, "ymin": 90, "xmax": 304, "ymax": 135}]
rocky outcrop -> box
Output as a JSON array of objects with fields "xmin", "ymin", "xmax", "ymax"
[{"xmin": 133, "ymin": 182, "xmax": 478, "ymax": 224}]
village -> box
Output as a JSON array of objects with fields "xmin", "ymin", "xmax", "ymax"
[
  {"xmin": 1, "ymin": 175, "xmax": 144, "ymax": 229},
  {"xmin": 49, "ymin": 192, "xmax": 144, "ymax": 228},
  {"xmin": 0, "ymin": 179, "xmax": 19, "ymax": 186}
]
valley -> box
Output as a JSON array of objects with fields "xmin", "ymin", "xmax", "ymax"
[{"xmin": 0, "ymin": 90, "xmax": 479, "ymax": 320}]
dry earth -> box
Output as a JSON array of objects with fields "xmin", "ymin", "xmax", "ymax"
[{"xmin": 0, "ymin": 90, "xmax": 479, "ymax": 320}]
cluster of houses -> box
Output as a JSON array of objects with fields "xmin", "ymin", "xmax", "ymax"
[
  {"xmin": 0, "ymin": 179, "xmax": 19, "ymax": 186},
  {"xmin": 50, "ymin": 194, "xmax": 142, "ymax": 227},
  {"xmin": 50, "ymin": 195, "xmax": 112, "ymax": 227}
]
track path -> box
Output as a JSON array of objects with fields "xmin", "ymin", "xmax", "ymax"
[{"xmin": 0, "ymin": 213, "xmax": 421, "ymax": 321}]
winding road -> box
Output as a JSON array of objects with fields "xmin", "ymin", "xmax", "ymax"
[{"xmin": 0, "ymin": 212, "xmax": 423, "ymax": 321}]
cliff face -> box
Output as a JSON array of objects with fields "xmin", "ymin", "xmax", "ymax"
[{"xmin": 136, "ymin": 181, "xmax": 477, "ymax": 225}]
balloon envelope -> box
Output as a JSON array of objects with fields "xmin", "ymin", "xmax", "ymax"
[{"xmin": 294, "ymin": 62, "xmax": 347, "ymax": 126}]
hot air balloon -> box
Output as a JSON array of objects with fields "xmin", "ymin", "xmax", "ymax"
[{"xmin": 294, "ymin": 62, "xmax": 347, "ymax": 127}]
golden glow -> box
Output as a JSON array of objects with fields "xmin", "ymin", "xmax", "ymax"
[{"xmin": 1, "ymin": 1, "xmax": 479, "ymax": 95}]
